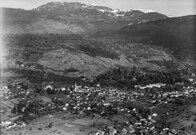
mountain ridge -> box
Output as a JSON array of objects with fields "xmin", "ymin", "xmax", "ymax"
[
  {"xmin": 93, "ymin": 15, "xmax": 196, "ymax": 60},
  {"xmin": 3, "ymin": 1, "xmax": 168, "ymax": 34}
]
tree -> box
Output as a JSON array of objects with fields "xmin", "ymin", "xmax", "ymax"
[
  {"xmin": 48, "ymin": 123, "xmax": 53, "ymax": 128},
  {"xmin": 12, "ymin": 106, "xmax": 17, "ymax": 114}
]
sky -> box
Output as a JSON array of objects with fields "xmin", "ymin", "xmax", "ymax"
[{"xmin": 1, "ymin": 0, "xmax": 196, "ymax": 17}]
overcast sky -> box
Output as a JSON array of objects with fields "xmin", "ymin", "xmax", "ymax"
[{"xmin": 1, "ymin": 0, "xmax": 196, "ymax": 17}]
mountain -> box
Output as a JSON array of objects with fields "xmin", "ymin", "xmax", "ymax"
[
  {"xmin": 4, "ymin": 2, "xmax": 195, "ymax": 79},
  {"xmin": 93, "ymin": 15, "xmax": 196, "ymax": 60},
  {"xmin": 3, "ymin": 1, "xmax": 168, "ymax": 34}
]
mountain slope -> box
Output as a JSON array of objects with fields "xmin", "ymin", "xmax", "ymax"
[
  {"xmin": 5, "ymin": 34, "xmax": 176, "ymax": 79},
  {"xmin": 93, "ymin": 15, "xmax": 196, "ymax": 60},
  {"xmin": 3, "ymin": 1, "xmax": 168, "ymax": 34}
]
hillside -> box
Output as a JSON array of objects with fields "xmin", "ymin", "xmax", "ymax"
[
  {"xmin": 5, "ymin": 34, "xmax": 177, "ymax": 79},
  {"xmin": 3, "ymin": 1, "xmax": 168, "ymax": 34},
  {"xmin": 167, "ymin": 103, "xmax": 196, "ymax": 135},
  {"xmin": 93, "ymin": 15, "xmax": 196, "ymax": 60}
]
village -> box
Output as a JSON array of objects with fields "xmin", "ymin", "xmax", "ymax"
[{"xmin": 1, "ymin": 71, "xmax": 196, "ymax": 135}]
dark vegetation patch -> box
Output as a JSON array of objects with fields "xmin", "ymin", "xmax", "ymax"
[
  {"xmin": 95, "ymin": 67, "xmax": 189, "ymax": 89},
  {"xmin": 64, "ymin": 68, "xmax": 79, "ymax": 73},
  {"xmin": 78, "ymin": 45, "xmax": 119, "ymax": 59},
  {"xmin": 9, "ymin": 68, "xmax": 89, "ymax": 86},
  {"xmin": 147, "ymin": 60, "xmax": 175, "ymax": 68}
]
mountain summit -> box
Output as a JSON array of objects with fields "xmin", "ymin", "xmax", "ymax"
[{"xmin": 3, "ymin": 1, "xmax": 168, "ymax": 34}]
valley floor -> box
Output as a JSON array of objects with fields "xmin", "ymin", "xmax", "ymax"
[{"xmin": 1, "ymin": 67, "xmax": 196, "ymax": 135}]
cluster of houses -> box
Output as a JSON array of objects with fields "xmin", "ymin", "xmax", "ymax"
[
  {"xmin": 1, "ymin": 76, "xmax": 196, "ymax": 134},
  {"xmin": 15, "ymin": 61, "xmax": 44, "ymax": 70}
]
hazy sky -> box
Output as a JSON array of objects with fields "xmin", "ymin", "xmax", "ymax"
[{"xmin": 1, "ymin": 0, "xmax": 196, "ymax": 17}]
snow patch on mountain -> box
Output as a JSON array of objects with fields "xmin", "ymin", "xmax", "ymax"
[
  {"xmin": 96, "ymin": 8, "xmax": 125, "ymax": 17},
  {"xmin": 89, "ymin": 2, "xmax": 97, "ymax": 6},
  {"xmin": 138, "ymin": 9, "xmax": 155, "ymax": 13},
  {"xmin": 112, "ymin": 9, "xmax": 125, "ymax": 17}
]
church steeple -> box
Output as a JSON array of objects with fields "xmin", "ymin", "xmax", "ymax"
[{"xmin": 74, "ymin": 82, "xmax": 77, "ymax": 91}]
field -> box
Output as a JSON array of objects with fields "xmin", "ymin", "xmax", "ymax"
[
  {"xmin": 1, "ymin": 113, "xmax": 113, "ymax": 135},
  {"xmin": 167, "ymin": 102, "xmax": 196, "ymax": 135}
]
